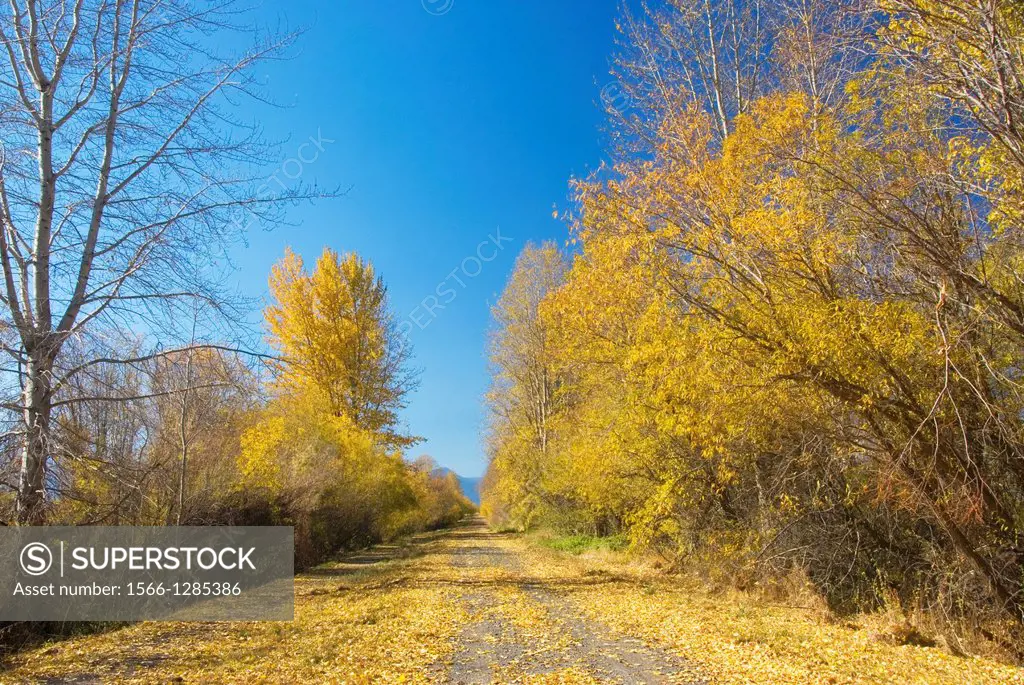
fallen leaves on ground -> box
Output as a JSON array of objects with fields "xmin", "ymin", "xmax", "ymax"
[
  {"xmin": 0, "ymin": 533, "xmax": 467, "ymax": 684},
  {"xmin": 514, "ymin": 541, "xmax": 1024, "ymax": 685},
  {"xmin": 1, "ymin": 524, "xmax": 1022, "ymax": 684}
]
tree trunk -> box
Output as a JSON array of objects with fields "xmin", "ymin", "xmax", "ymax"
[
  {"xmin": 174, "ymin": 351, "xmax": 194, "ymax": 526},
  {"xmin": 17, "ymin": 349, "xmax": 53, "ymax": 525}
]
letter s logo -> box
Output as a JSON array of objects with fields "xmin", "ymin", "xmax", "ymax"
[{"xmin": 20, "ymin": 542, "xmax": 52, "ymax": 576}]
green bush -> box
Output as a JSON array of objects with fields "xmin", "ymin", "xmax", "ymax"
[{"xmin": 540, "ymin": 533, "xmax": 627, "ymax": 555}]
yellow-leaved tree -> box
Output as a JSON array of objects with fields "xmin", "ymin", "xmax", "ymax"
[
  {"xmin": 265, "ymin": 247, "xmax": 417, "ymax": 449},
  {"xmin": 482, "ymin": 242, "xmax": 569, "ymax": 529},
  {"xmin": 234, "ymin": 247, "xmax": 466, "ymax": 565}
]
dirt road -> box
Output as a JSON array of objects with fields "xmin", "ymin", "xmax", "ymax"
[{"xmin": 431, "ymin": 519, "xmax": 704, "ymax": 683}]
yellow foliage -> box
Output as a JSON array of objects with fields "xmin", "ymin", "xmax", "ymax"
[
  {"xmin": 266, "ymin": 247, "xmax": 416, "ymax": 449},
  {"xmin": 484, "ymin": 4, "xmax": 1024, "ymax": 641},
  {"xmin": 238, "ymin": 414, "xmax": 287, "ymax": 492}
]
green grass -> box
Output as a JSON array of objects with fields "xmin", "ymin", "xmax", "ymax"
[{"xmin": 539, "ymin": 533, "xmax": 627, "ymax": 555}]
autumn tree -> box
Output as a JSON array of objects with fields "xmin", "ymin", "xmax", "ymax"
[
  {"xmin": 881, "ymin": 0, "xmax": 1024, "ymax": 171},
  {"xmin": 607, "ymin": 0, "xmax": 866, "ymax": 151},
  {"xmin": 48, "ymin": 344, "xmax": 255, "ymax": 525},
  {"xmin": 147, "ymin": 349, "xmax": 256, "ymax": 524},
  {"xmin": 483, "ymin": 241, "xmax": 569, "ymax": 529},
  {"xmin": 266, "ymin": 247, "xmax": 417, "ymax": 450},
  {"xmin": 235, "ymin": 247, "xmax": 468, "ymax": 561}
]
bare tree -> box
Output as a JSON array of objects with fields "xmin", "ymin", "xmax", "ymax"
[
  {"xmin": 51, "ymin": 340, "xmax": 257, "ymax": 525},
  {"xmin": 0, "ymin": 0, "xmax": 309, "ymax": 523},
  {"xmin": 603, "ymin": 0, "xmax": 870, "ymax": 164},
  {"xmin": 774, "ymin": 0, "xmax": 873, "ymax": 117},
  {"xmin": 609, "ymin": 0, "xmax": 775, "ymax": 146}
]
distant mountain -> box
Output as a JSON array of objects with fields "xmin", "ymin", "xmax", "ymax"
[
  {"xmin": 423, "ymin": 462, "xmax": 483, "ymax": 505},
  {"xmin": 456, "ymin": 475, "xmax": 482, "ymax": 506},
  {"xmin": 431, "ymin": 466, "xmax": 483, "ymax": 506}
]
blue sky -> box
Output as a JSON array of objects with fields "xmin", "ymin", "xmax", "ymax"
[{"xmin": 230, "ymin": 1, "xmax": 620, "ymax": 477}]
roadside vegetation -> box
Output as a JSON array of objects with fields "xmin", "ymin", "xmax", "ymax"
[
  {"xmin": 525, "ymin": 538, "xmax": 1023, "ymax": 685},
  {"xmin": 0, "ymin": 244, "xmax": 473, "ymax": 561},
  {"xmin": 537, "ymin": 533, "xmax": 628, "ymax": 556},
  {"xmin": 1, "ymin": 0, "xmax": 1022, "ymax": 680},
  {"xmin": 483, "ymin": 0, "xmax": 1024, "ymax": 665},
  {"xmin": 1, "ymin": 244, "xmax": 472, "ymax": 650}
]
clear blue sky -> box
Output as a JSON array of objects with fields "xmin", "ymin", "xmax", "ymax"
[{"xmin": 230, "ymin": 1, "xmax": 620, "ymax": 477}]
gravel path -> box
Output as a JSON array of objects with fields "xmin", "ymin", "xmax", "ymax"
[{"xmin": 437, "ymin": 518, "xmax": 706, "ymax": 684}]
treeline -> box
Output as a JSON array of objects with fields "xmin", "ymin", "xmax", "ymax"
[
  {"xmin": 1, "ymin": 248, "xmax": 473, "ymax": 568},
  {"xmin": 482, "ymin": 0, "xmax": 1024, "ymax": 658}
]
